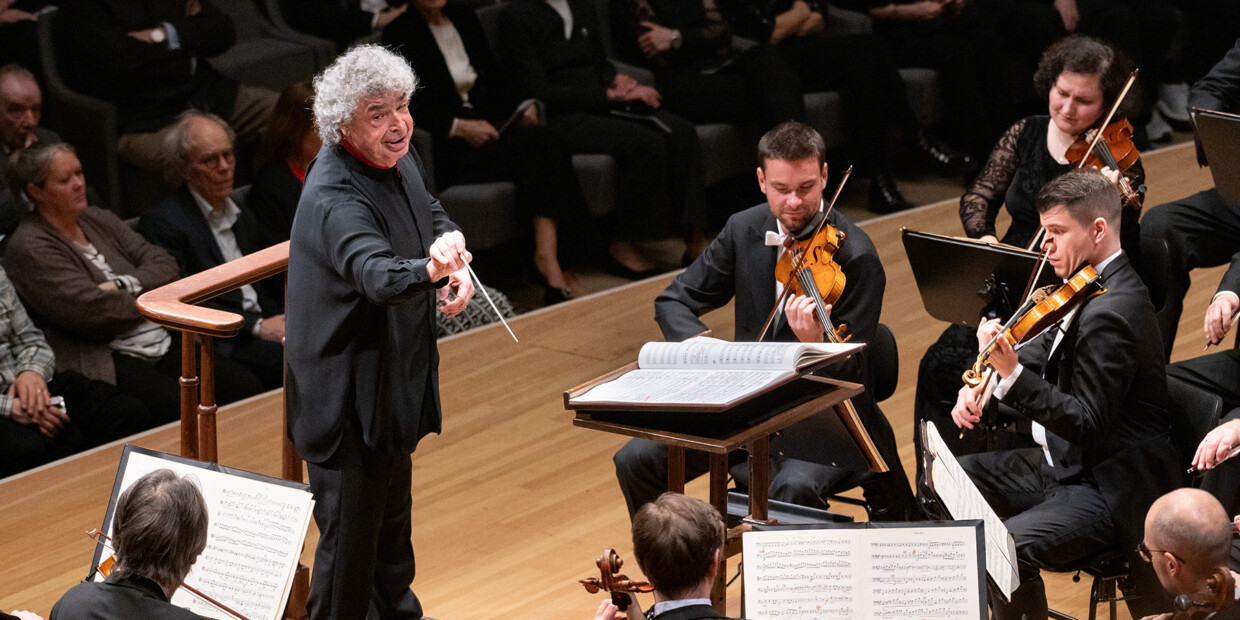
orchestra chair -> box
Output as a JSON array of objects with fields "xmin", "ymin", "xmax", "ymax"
[
  {"xmin": 1046, "ymin": 376, "xmax": 1223, "ymax": 620},
  {"xmin": 1138, "ymin": 234, "xmax": 1170, "ymax": 314}
]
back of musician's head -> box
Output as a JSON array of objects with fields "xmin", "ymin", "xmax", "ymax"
[
  {"xmin": 632, "ymin": 493, "xmax": 725, "ymax": 599},
  {"xmin": 1147, "ymin": 488, "xmax": 1232, "ymax": 579},
  {"xmin": 113, "ymin": 469, "xmax": 209, "ymax": 590},
  {"xmin": 1035, "ymin": 169, "xmax": 1121, "ymax": 228},
  {"xmin": 758, "ymin": 121, "xmax": 826, "ymax": 170}
]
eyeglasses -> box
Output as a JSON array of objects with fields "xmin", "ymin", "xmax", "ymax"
[
  {"xmin": 194, "ymin": 149, "xmax": 235, "ymax": 169},
  {"xmin": 1137, "ymin": 541, "xmax": 1184, "ymax": 563}
]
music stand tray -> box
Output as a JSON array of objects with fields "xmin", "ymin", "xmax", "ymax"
[
  {"xmin": 902, "ymin": 229, "xmax": 1061, "ymax": 326},
  {"xmin": 1192, "ymin": 107, "xmax": 1240, "ymax": 205}
]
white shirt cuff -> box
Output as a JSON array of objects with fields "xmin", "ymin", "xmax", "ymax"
[
  {"xmin": 993, "ymin": 364, "xmax": 1024, "ymax": 400},
  {"xmin": 251, "ymin": 317, "xmax": 263, "ymax": 338},
  {"xmin": 1212, "ymin": 291, "xmax": 1240, "ymax": 305}
]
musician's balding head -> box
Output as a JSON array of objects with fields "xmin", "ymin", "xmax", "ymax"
[{"xmin": 1143, "ymin": 488, "xmax": 1235, "ymax": 607}]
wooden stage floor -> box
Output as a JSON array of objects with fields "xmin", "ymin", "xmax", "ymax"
[{"xmin": 0, "ymin": 141, "xmax": 1223, "ymax": 619}]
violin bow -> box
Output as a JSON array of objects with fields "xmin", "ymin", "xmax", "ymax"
[
  {"xmin": 756, "ymin": 166, "xmax": 852, "ymax": 342},
  {"xmin": 1076, "ymin": 69, "xmax": 1139, "ymax": 172}
]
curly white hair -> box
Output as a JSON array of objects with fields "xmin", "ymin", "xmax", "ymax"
[{"xmin": 312, "ymin": 44, "xmax": 418, "ymax": 147}]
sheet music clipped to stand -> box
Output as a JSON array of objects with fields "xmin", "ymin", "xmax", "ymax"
[{"xmin": 923, "ymin": 420, "xmax": 1020, "ymax": 600}]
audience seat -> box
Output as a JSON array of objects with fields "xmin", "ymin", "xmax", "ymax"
[{"xmin": 208, "ymin": 0, "xmax": 336, "ymax": 92}]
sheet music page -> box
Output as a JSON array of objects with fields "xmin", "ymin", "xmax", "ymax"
[
  {"xmin": 104, "ymin": 451, "xmax": 315, "ymax": 620},
  {"xmin": 743, "ymin": 525, "xmax": 982, "ymax": 619},
  {"xmin": 571, "ymin": 368, "xmax": 793, "ymax": 405},
  {"xmin": 924, "ymin": 421, "xmax": 1020, "ymax": 600},
  {"xmin": 637, "ymin": 338, "xmax": 860, "ymax": 370}
]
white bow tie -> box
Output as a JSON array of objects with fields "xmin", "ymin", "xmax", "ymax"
[{"xmin": 764, "ymin": 230, "xmax": 786, "ymax": 247}]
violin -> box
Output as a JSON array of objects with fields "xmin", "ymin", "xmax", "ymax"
[
  {"xmin": 758, "ymin": 167, "xmax": 853, "ymax": 344},
  {"xmin": 1169, "ymin": 568, "xmax": 1236, "ymax": 620},
  {"xmin": 1064, "ymin": 118, "xmax": 1143, "ymax": 209},
  {"xmin": 962, "ymin": 263, "xmax": 1106, "ymax": 387},
  {"xmin": 85, "ymin": 529, "xmax": 251, "ymax": 620},
  {"xmin": 579, "ymin": 549, "xmax": 654, "ymax": 612}
]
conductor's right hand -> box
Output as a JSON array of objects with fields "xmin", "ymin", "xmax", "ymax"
[
  {"xmin": 950, "ymin": 383, "xmax": 989, "ymax": 431},
  {"xmin": 427, "ymin": 231, "xmax": 471, "ymax": 282}
]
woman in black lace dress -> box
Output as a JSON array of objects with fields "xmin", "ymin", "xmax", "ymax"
[{"xmin": 914, "ymin": 34, "xmax": 1145, "ymax": 491}]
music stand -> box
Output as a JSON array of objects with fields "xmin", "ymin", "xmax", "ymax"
[
  {"xmin": 902, "ymin": 229, "xmax": 1062, "ymax": 326},
  {"xmin": 1191, "ymin": 107, "xmax": 1240, "ymax": 204}
]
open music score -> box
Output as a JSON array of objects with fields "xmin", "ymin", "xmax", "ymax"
[
  {"xmin": 90, "ymin": 446, "xmax": 314, "ymax": 620},
  {"xmin": 742, "ymin": 522, "xmax": 986, "ymax": 619}
]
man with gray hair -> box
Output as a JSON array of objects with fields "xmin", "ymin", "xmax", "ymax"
[
  {"xmin": 51, "ymin": 468, "xmax": 209, "ymax": 619},
  {"xmin": 286, "ymin": 44, "xmax": 474, "ymax": 620},
  {"xmin": 137, "ymin": 110, "xmax": 285, "ymax": 390},
  {"xmin": 1140, "ymin": 488, "xmax": 1240, "ymax": 619}
]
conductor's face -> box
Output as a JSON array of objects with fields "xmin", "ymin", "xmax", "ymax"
[
  {"xmin": 757, "ymin": 157, "xmax": 828, "ymax": 234},
  {"xmin": 342, "ymin": 91, "xmax": 413, "ymax": 168}
]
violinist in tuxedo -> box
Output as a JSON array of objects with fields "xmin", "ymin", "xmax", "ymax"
[
  {"xmin": 613, "ymin": 121, "xmax": 917, "ymax": 522},
  {"xmin": 951, "ymin": 169, "xmax": 1178, "ymax": 620}
]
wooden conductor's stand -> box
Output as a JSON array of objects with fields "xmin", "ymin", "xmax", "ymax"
[{"xmin": 566, "ymin": 357, "xmax": 886, "ymax": 613}]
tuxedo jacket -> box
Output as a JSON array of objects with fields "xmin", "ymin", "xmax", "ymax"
[
  {"xmin": 1002, "ymin": 253, "xmax": 1179, "ymax": 547},
  {"xmin": 51, "ymin": 573, "xmax": 205, "ymax": 620},
  {"xmin": 655, "ymin": 203, "xmax": 883, "ymax": 349},
  {"xmin": 285, "ymin": 145, "xmax": 458, "ymax": 462},
  {"xmin": 137, "ymin": 185, "xmax": 284, "ymax": 332},
  {"xmin": 385, "ymin": 4, "xmax": 520, "ymax": 143}
]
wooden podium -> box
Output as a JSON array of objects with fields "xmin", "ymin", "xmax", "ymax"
[{"xmin": 567, "ymin": 365, "xmax": 877, "ymax": 612}]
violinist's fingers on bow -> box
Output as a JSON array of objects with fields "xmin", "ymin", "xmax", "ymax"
[
  {"xmin": 785, "ymin": 295, "xmax": 825, "ymax": 343},
  {"xmin": 1194, "ymin": 420, "xmax": 1240, "ymax": 471},
  {"xmin": 976, "ymin": 318, "xmax": 1002, "ymax": 351},
  {"xmin": 951, "ymin": 384, "xmax": 983, "ymax": 430},
  {"xmin": 1204, "ymin": 294, "xmax": 1239, "ymax": 345}
]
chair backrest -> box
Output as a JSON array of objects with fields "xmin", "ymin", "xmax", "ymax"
[
  {"xmin": 1167, "ymin": 374, "xmax": 1224, "ymax": 477},
  {"xmin": 869, "ymin": 323, "xmax": 899, "ymax": 403},
  {"xmin": 475, "ymin": 3, "xmax": 505, "ymax": 53},
  {"xmin": 1139, "ymin": 234, "xmax": 1170, "ymax": 313}
]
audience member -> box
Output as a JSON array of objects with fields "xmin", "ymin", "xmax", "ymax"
[
  {"xmin": 248, "ymin": 82, "xmax": 319, "ymax": 249},
  {"xmin": 57, "ymin": 0, "xmax": 278, "ymax": 172},
  {"xmin": 949, "ymin": 169, "xmax": 1176, "ymax": 619},
  {"xmin": 498, "ymin": 0, "xmax": 708, "ymax": 275},
  {"xmin": 50, "ymin": 468, "xmax": 209, "ymax": 619},
  {"xmin": 3, "ymin": 143, "xmax": 264, "ymax": 423},
  {"xmin": 1140, "ymin": 489, "xmax": 1240, "ymax": 619},
  {"xmin": 0, "ymin": 265, "xmax": 151, "ymax": 479},
  {"xmin": 281, "ymin": 0, "xmax": 409, "ymax": 51},
  {"xmin": 138, "ymin": 111, "xmax": 285, "ymax": 390},
  {"xmin": 385, "ymin": 0, "xmax": 593, "ymax": 302},
  {"xmin": 1143, "ymin": 36, "xmax": 1240, "ymax": 358},
  {"xmin": 717, "ymin": 0, "xmax": 975, "ymax": 213},
  {"xmin": 0, "ymin": 64, "xmax": 57, "ymax": 238},
  {"xmin": 0, "ymin": 0, "xmax": 41, "ymax": 76},
  {"xmin": 590, "ymin": 492, "xmax": 733, "ymax": 620}
]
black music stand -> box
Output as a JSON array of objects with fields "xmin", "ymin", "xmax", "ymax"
[{"xmin": 902, "ymin": 229, "xmax": 1062, "ymax": 326}]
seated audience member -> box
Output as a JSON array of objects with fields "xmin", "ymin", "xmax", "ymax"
[
  {"xmin": 1141, "ymin": 488, "xmax": 1240, "ymax": 619},
  {"xmin": 708, "ymin": 0, "xmax": 976, "ymax": 212},
  {"xmin": 248, "ymin": 82, "xmax": 319, "ymax": 249},
  {"xmin": 385, "ymin": 0, "xmax": 592, "ymax": 302},
  {"xmin": 1144, "ymin": 36, "xmax": 1240, "ymax": 358},
  {"xmin": 0, "ymin": 64, "xmax": 58, "ymax": 237},
  {"xmin": 138, "ymin": 111, "xmax": 285, "ymax": 390},
  {"xmin": 0, "ymin": 266, "xmax": 151, "ymax": 478},
  {"xmin": 281, "ymin": 0, "xmax": 408, "ymax": 51},
  {"xmin": 51, "ymin": 469, "xmax": 209, "ymax": 619},
  {"xmin": 0, "ymin": 0, "xmax": 42, "ymax": 74},
  {"xmin": 56, "ymin": 0, "xmax": 278, "ymax": 172},
  {"xmin": 498, "ymin": 0, "xmax": 709, "ymax": 275},
  {"xmin": 3, "ymin": 143, "xmax": 264, "ymax": 423},
  {"xmin": 950, "ymin": 169, "xmax": 1177, "ymax": 619},
  {"xmin": 591, "ymin": 492, "xmax": 734, "ymax": 620}
]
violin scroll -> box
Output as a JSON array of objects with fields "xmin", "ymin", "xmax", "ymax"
[{"xmin": 579, "ymin": 549, "xmax": 654, "ymax": 611}]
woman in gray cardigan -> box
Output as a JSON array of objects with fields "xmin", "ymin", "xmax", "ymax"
[{"xmin": 3, "ymin": 143, "xmax": 265, "ymax": 422}]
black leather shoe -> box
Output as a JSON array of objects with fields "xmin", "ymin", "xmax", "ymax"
[
  {"xmin": 868, "ymin": 174, "xmax": 915, "ymax": 214},
  {"xmin": 916, "ymin": 129, "xmax": 979, "ymax": 178},
  {"xmin": 544, "ymin": 285, "xmax": 572, "ymax": 305}
]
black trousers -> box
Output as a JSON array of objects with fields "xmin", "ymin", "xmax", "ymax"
[
  {"xmin": 306, "ymin": 419, "xmax": 422, "ymax": 620},
  {"xmin": 0, "ymin": 371, "xmax": 152, "ymax": 478},
  {"xmin": 655, "ymin": 45, "xmax": 805, "ymax": 131},
  {"xmin": 113, "ymin": 334, "xmax": 267, "ymax": 424},
  {"xmin": 548, "ymin": 109, "xmax": 705, "ymax": 239},
  {"xmin": 1169, "ymin": 349, "xmax": 1240, "ymax": 411},
  {"xmin": 1142, "ymin": 189, "xmax": 1240, "ymax": 357}
]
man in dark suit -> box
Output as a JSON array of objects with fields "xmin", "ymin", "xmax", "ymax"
[
  {"xmin": 1143, "ymin": 36, "xmax": 1240, "ymax": 357},
  {"xmin": 51, "ymin": 469, "xmax": 208, "ymax": 620},
  {"xmin": 592, "ymin": 493, "xmax": 737, "ymax": 620},
  {"xmin": 137, "ymin": 111, "xmax": 284, "ymax": 389},
  {"xmin": 0, "ymin": 64, "xmax": 59, "ymax": 237},
  {"xmin": 286, "ymin": 45, "xmax": 473, "ymax": 620},
  {"xmin": 1166, "ymin": 251, "xmax": 1240, "ymax": 413},
  {"xmin": 1140, "ymin": 488, "xmax": 1240, "ymax": 619},
  {"xmin": 951, "ymin": 169, "xmax": 1179, "ymax": 620},
  {"xmin": 613, "ymin": 121, "xmax": 917, "ymax": 521},
  {"xmin": 57, "ymin": 0, "xmax": 277, "ymax": 171}
]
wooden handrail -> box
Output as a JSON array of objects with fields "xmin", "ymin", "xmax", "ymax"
[{"xmin": 136, "ymin": 242, "xmax": 290, "ymax": 337}]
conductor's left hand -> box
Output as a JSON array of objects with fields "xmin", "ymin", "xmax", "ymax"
[
  {"xmin": 427, "ymin": 231, "xmax": 471, "ymax": 282},
  {"xmin": 439, "ymin": 267, "xmax": 475, "ymax": 317}
]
